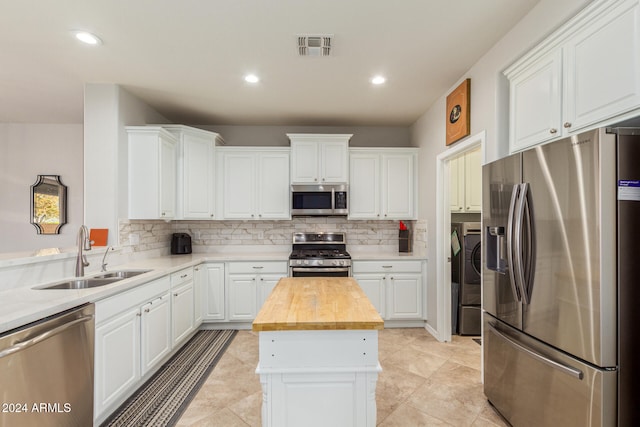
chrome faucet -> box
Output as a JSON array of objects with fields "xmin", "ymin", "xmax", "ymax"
[
  {"xmin": 75, "ymin": 225, "xmax": 92, "ymax": 277},
  {"xmin": 101, "ymin": 246, "xmax": 113, "ymax": 272}
]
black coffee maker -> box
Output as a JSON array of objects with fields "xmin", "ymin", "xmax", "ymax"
[{"xmin": 171, "ymin": 233, "xmax": 192, "ymax": 254}]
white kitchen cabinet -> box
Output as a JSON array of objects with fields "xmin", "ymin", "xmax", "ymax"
[
  {"xmin": 196, "ymin": 263, "xmax": 225, "ymax": 321},
  {"xmin": 349, "ymin": 148, "xmax": 417, "ymax": 220},
  {"xmin": 352, "ymin": 260, "xmax": 426, "ymax": 321},
  {"xmin": 140, "ymin": 293, "xmax": 171, "ymax": 376},
  {"xmin": 127, "ymin": 126, "xmax": 177, "ymax": 219},
  {"xmin": 94, "ymin": 307, "xmax": 140, "ymax": 418},
  {"xmin": 506, "ymin": 0, "xmax": 640, "ymax": 152},
  {"xmin": 218, "ymin": 147, "xmax": 290, "ymax": 220},
  {"xmin": 450, "ymin": 147, "xmax": 481, "ymax": 213},
  {"xmin": 508, "ymin": 50, "xmax": 563, "ymax": 152},
  {"xmin": 288, "ymin": 134, "xmax": 351, "ymax": 184},
  {"xmin": 164, "ymin": 125, "xmax": 223, "ymax": 220},
  {"xmin": 227, "ymin": 261, "xmax": 288, "ymax": 321},
  {"xmin": 94, "ymin": 275, "xmax": 171, "ymax": 421},
  {"xmin": 171, "ymin": 268, "xmax": 195, "ymax": 346}
]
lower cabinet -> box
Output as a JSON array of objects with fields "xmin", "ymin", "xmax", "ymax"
[
  {"xmin": 94, "ymin": 276, "xmax": 171, "ymax": 421},
  {"xmin": 352, "ymin": 260, "xmax": 426, "ymax": 321},
  {"xmin": 226, "ymin": 261, "xmax": 288, "ymax": 321},
  {"xmin": 171, "ymin": 267, "xmax": 195, "ymax": 347},
  {"xmin": 140, "ymin": 293, "xmax": 171, "ymax": 376},
  {"xmin": 196, "ymin": 263, "xmax": 225, "ymax": 321}
]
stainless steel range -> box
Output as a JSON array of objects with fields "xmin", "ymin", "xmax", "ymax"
[{"xmin": 289, "ymin": 232, "xmax": 351, "ymax": 277}]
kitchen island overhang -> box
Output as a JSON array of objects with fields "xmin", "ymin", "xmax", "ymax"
[{"xmin": 252, "ymin": 277, "xmax": 383, "ymax": 427}]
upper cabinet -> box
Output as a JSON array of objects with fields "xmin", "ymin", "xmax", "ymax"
[
  {"xmin": 450, "ymin": 146, "xmax": 481, "ymax": 213},
  {"xmin": 127, "ymin": 126, "xmax": 177, "ymax": 220},
  {"xmin": 288, "ymin": 134, "xmax": 351, "ymax": 184},
  {"xmin": 349, "ymin": 148, "xmax": 418, "ymax": 220},
  {"xmin": 217, "ymin": 147, "xmax": 290, "ymax": 220},
  {"xmin": 163, "ymin": 125, "xmax": 224, "ymax": 220},
  {"xmin": 506, "ymin": 0, "xmax": 640, "ymax": 153}
]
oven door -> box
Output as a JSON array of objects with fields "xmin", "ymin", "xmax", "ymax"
[{"xmin": 290, "ymin": 267, "xmax": 351, "ymax": 277}]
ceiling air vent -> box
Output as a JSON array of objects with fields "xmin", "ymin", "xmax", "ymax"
[{"xmin": 297, "ymin": 35, "xmax": 332, "ymax": 56}]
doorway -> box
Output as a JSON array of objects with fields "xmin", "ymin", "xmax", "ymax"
[{"xmin": 435, "ymin": 131, "xmax": 484, "ymax": 343}]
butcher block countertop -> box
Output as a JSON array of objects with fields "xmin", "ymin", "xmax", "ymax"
[{"xmin": 252, "ymin": 277, "xmax": 384, "ymax": 332}]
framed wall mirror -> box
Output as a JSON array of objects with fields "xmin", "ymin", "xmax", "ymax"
[{"xmin": 30, "ymin": 175, "xmax": 67, "ymax": 234}]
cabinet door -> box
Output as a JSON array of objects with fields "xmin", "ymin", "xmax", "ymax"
[
  {"xmin": 563, "ymin": 0, "xmax": 640, "ymax": 132},
  {"xmin": 387, "ymin": 273, "xmax": 423, "ymax": 320},
  {"xmin": 349, "ymin": 153, "xmax": 380, "ymax": 219},
  {"xmin": 464, "ymin": 147, "xmax": 482, "ymax": 212},
  {"xmin": 159, "ymin": 135, "xmax": 176, "ymax": 219},
  {"xmin": 227, "ymin": 274, "xmax": 258, "ymax": 320},
  {"xmin": 94, "ymin": 307, "xmax": 140, "ymax": 418},
  {"xmin": 141, "ymin": 294, "xmax": 171, "ymax": 376},
  {"xmin": 450, "ymin": 155, "xmax": 465, "ymax": 212},
  {"xmin": 172, "ymin": 282, "xmax": 195, "ymax": 346},
  {"xmin": 258, "ymin": 152, "xmax": 290, "ymax": 219},
  {"xmin": 182, "ymin": 135, "xmax": 215, "ymax": 219},
  {"xmin": 222, "ymin": 152, "xmax": 256, "ymax": 219},
  {"xmin": 509, "ymin": 49, "xmax": 562, "ymax": 152},
  {"xmin": 353, "ymin": 273, "xmax": 386, "ymax": 318},
  {"xmin": 258, "ymin": 274, "xmax": 284, "ymax": 310},
  {"xmin": 200, "ymin": 263, "xmax": 225, "ymax": 321},
  {"xmin": 320, "ymin": 141, "xmax": 349, "ymax": 183},
  {"xmin": 291, "ymin": 141, "xmax": 319, "ymax": 183},
  {"xmin": 381, "ymin": 153, "xmax": 415, "ymax": 219}
]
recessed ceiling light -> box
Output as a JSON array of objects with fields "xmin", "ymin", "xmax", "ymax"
[
  {"xmin": 244, "ymin": 74, "xmax": 260, "ymax": 83},
  {"xmin": 371, "ymin": 75, "xmax": 386, "ymax": 85},
  {"xmin": 72, "ymin": 31, "xmax": 102, "ymax": 45}
]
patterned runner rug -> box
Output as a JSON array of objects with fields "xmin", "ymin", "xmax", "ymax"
[{"xmin": 102, "ymin": 329, "xmax": 237, "ymax": 427}]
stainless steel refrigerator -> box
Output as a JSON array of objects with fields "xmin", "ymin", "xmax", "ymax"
[{"xmin": 482, "ymin": 127, "xmax": 640, "ymax": 426}]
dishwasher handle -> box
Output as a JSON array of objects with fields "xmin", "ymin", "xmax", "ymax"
[{"xmin": 0, "ymin": 315, "xmax": 93, "ymax": 359}]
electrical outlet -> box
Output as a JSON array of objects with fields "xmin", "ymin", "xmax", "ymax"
[{"xmin": 129, "ymin": 233, "xmax": 140, "ymax": 245}]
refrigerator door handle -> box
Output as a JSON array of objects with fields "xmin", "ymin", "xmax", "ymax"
[
  {"xmin": 506, "ymin": 184, "xmax": 522, "ymax": 302},
  {"xmin": 514, "ymin": 183, "xmax": 531, "ymax": 304},
  {"xmin": 488, "ymin": 323, "xmax": 584, "ymax": 380}
]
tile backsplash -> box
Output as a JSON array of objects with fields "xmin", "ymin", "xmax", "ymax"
[{"xmin": 119, "ymin": 217, "xmax": 422, "ymax": 253}]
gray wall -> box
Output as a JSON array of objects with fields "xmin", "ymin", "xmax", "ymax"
[{"xmin": 198, "ymin": 125, "xmax": 411, "ymax": 147}]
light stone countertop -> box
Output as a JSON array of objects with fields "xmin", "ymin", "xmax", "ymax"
[{"xmin": 0, "ymin": 249, "xmax": 426, "ymax": 334}]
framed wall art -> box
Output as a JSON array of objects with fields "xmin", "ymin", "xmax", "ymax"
[{"xmin": 445, "ymin": 78, "xmax": 470, "ymax": 146}]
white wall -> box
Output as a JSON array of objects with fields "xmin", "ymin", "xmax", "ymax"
[
  {"xmin": 412, "ymin": 0, "xmax": 592, "ymax": 336},
  {"xmin": 0, "ymin": 124, "xmax": 83, "ymax": 252},
  {"xmin": 84, "ymin": 84, "xmax": 170, "ymax": 246}
]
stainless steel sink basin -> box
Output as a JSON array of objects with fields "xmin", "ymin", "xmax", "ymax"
[
  {"xmin": 35, "ymin": 270, "xmax": 152, "ymax": 290},
  {"xmin": 37, "ymin": 278, "xmax": 122, "ymax": 290},
  {"xmin": 92, "ymin": 269, "xmax": 151, "ymax": 279}
]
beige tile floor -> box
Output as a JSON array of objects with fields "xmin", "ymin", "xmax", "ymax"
[{"xmin": 176, "ymin": 328, "xmax": 509, "ymax": 427}]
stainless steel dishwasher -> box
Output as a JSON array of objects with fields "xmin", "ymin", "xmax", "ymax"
[{"xmin": 0, "ymin": 304, "xmax": 94, "ymax": 427}]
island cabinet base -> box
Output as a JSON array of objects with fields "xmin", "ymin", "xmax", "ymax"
[{"xmin": 255, "ymin": 329, "xmax": 381, "ymax": 427}]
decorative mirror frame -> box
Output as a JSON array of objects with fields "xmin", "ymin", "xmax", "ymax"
[{"xmin": 30, "ymin": 175, "xmax": 67, "ymax": 235}]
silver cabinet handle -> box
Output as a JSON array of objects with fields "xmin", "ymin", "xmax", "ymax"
[
  {"xmin": 382, "ymin": 265, "xmax": 393, "ymax": 269},
  {"xmin": 488, "ymin": 323, "xmax": 583, "ymax": 380},
  {"xmin": 0, "ymin": 315, "xmax": 93, "ymax": 359},
  {"xmin": 549, "ymin": 128, "xmax": 558, "ymax": 134},
  {"xmin": 253, "ymin": 266, "xmax": 264, "ymax": 269},
  {"xmin": 563, "ymin": 122, "xmax": 572, "ymax": 128},
  {"xmin": 174, "ymin": 293, "xmax": 179, "ymax": 297}
]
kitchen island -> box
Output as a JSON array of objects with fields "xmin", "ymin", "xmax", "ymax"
[{"xmin": 252, "ymin": 277, "xmax": 383, "ymax": 427}]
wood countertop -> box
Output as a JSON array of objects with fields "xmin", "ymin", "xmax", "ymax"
[{"xmin": 252, "ymin": 277, "xmax": 384, "ymax": 332}]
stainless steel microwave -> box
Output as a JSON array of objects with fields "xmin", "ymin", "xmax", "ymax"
[{"xmin": 291, "ymin": 184, "xmax": 348, "ymax": 216}]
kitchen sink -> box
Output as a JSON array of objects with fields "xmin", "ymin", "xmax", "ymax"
[
  {"xmin": 36, "ymin": 278, "xmax": 122, "ymax": 290},
  {"xmin": 35, "ymin": 270, "xmax": 152, "ymax": 290},
  {"xmin": 92, "ymin": 269, "xmax": 151, "ymax": 279}
]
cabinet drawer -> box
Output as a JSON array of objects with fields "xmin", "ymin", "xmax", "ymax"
[
  {"xmin": 352, "ymin": 260, "xmax": 423, "ymax": 274},
  {"xmin": 227, "ymin": 261, "xmax": 288, "ymax": 275},
  {"xmin": 95, "ymin": 276, "xmax": 171, "ymax": 324},
  {"xmin": 171, "ymin": 267, "xmax": 193, "ymax": 285}
]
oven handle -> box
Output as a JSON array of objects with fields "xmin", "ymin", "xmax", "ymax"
[{"xmin": 291, "ymin": 267, "xmax": 351, "ymax": 273}]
